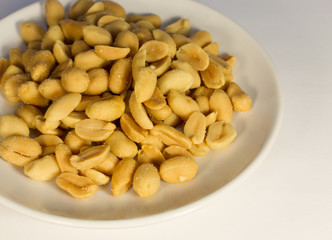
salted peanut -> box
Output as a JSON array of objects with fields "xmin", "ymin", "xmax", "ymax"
[
  {"xmin": 203, "ymin": 42, "xmax": 219, "ymax": 55},
  {"xmin": 53, "ymin": 40, "xmax": 71, "ymax": 63},
  {"xmin": 9, "ymin": 48, "xmax": 24, "ymax": 69},
  {"xmin": 109, "ymin": 58, "xmax": 132, "ymax": 94},
  {"xmin": 134, "ymin": 67, "xmax": 157, "ymax": 103},
  {"xmin": 61, "ymin": 67, "xmax": 90, "ymax": 93},
  {"xmin": 103, "ymin": 20, "xmax": 131, "ymax": 38},
  {"xmin": 146, "ymin": 104, "xmax": 172, "ymax": 121},
  {"xmin": 139, "ymin": 40, "xmax": 169, "ymax": 62},
  {"xmin": 71, "ymin": 40, "xmax": 90, "ymax": 57},
  {"xmin": 74, "ymin": 95, "xmax": 100, "ymax": 111},
  {"xmin": 102, "ymin": 0, "xmax": 126, "ymax": 18},
  {"xmin": 30, "ymin": 50, "xmax": 56, "ymax": 82},
  {"xmin": 75, "ymin": 119, "xmax": 115, "ymax": 142},
  {"xmin": 132, "ymin": 28, "xmax": 153, "ymax": 46},
  {"xmin": 0, "ymin": 58, "xmax": 9, "ymax": 81},
  {"xmin": 1, "ymin": 65, "xmax": 24, "ymax": 89},
  {"xmin": 189, "ymin": 142, "xmax": 210, "ymax": 157},
  {"xmin": 21, "ymin": 49, "xmax": 35, "ymax": 72},
  {"xmin": 111, "ymin": 158, "xmax": 137, "ymax": 197},
  {"xmin": 208, "ymin": 53, "xmax": 232, "ymax": 75},
  {"xmin": 196, "ymin": 96, "xmax": 210, "ymax": 114},
  {"xmin": 21, "ymin": 22, "xmax": 45, "ymax": 43},
  {"xmin": 85, "ymin": 95, "xmax": 125, "ymax": 121},
  {"xmin": 70, "ymin": 145, "xmax": 110, "ymax": 170},
  {"xmin": 205, "ymin": 111, "xmax": 217, "ymax": 127},
  {"xmin": 129, "ymin": 92, "xmax": 154, "ymax": 130},
  {"xmin": 35, "ymin": 115, "xmax": 61, "ymax": 135},
  {"xmin": 135, "ymin": 20, "xmax": 156, "ymax": 31},
  {"xmin": 120, "ymin": 113, "xmax": 148, "ymax": 143},
  {"xmin": 38, "ymin": 78, "xmax": 66, "ymax": 100},
  {"xmin": 192, "ymin": 86, "xmax": 214, "ymax": 99},
  {"xmin": 85, "ymin": 68, "xmax": 108, "ymax": 95},
  {"xmin": 172, "ymin": 34, "xmax": 192, "ymax": 49},
  {"xmin": 50, "ymin": 58, "xmax": 73, "ymax": 78},
  {"xmin": 152, "ymin": 29, "xmax": 176, "ymax": 58},
  {"xmin": 157, "ymin": 69, "xmax": 193, "ymax": 95},
  {"xmin": 226, "ymin": 82, "xmax": 252, "ymax": 112},
  {"xmin": 64, "ymin": 130, "xmax": 91, "ymax": 154},
  {"xmin": 94, "ymin": 151, "xmax": 118, "ymax": 175},
  {"xmin": 41, "ymin": 25, "xmax": 65, "ymax": 51},
  {"xmin": 74, "ymin": 49, "xmax": 109, "ymax": 71},
  {"xmin": 191, "ymin": 30, "xmax": 212, "ymax": 48},
  {"xmin": 18, "ymin": 81, "xmax": 49, "ymax": 107},
  {"xmin": 149, "ymin": 56, "xmax": 171, "ymax": 77},
  {"xmin": 97, "ymin": 15, "xmax": 121, "ymax": 27},
  {"xmin": 61, "ymin": 111, "xmax": 87, "ymax": 129},
  {"xmin": 80, "ymin": 11, "xmax": 111, "ymax": 25},
  {"xmin": 209, "ymin": 89, "xmax": 233, "ymax": 123},
  {"xmin": 159, "ymin": 156, "xmax": 198, "ymax": 184},
  {"xmin": 132, "ymin": 49, "xmax": 146, "ymax": 83},
  {"xmin": 15, "ymin": 104, "xmax": 42, "ymax": 129},
  {"xmin": 56, "ymin": 172, "xmax": 98, "ymax": 199},
  {"xmin": 0, "ymin": 114, "xmax": 29, "ymax": 139},
  {"xmin": 0, "ymin": 135, "xmax": 42, "ymax": 166},
  {"xmin": 222, "ymin": 55, "xmax": 236, "ymax": 67},
  {"xmin": 84, "ymin": 1, "xmax": 104, "ymax": 15},
  {"xmin": 27, "ymin": 41, "xmax": 41, "ymax": 50},
  {"xmin": 139, "ymin": 134, "xmax": 164, "ymax": 152},
  {"xmin": 163, "ymin": 112, "xmax": 181, "ymax": 127},
  {"xmin": 137, "ymin": 145, "xmax": 165, "ymax": 166},
  {"xmin": 82, "ymin": 25, "xmax": 112, "ymax": 47},
  {"xmin": 206, "ymin": 121, "xmax": 237, "ymax": 149},
  {"xmin": 114, "ymin": 31, "xmax": 139, "ymax": 57},
  {"xmin": 60, "ymin": 19, "xmax": 88, "ymax": 42},
  {"xmin": 68, "ymin": 0, "xmax": 94, "ymax": 20},
  {"xmin": 171, "ymin": 60, "xmax": 201, "ymax": 89},
  {"xmin": 150, "ymin": 123, "xmax": 192, "ymax": 149},
  {"xmin": 133, "ymin": 163, "xmax": 160, "ymax": 198},
  {"xmin": 143, "ymin": 87, "xmax": 166, "ymax": 110},
  {"xmin": 35, "ymin": 134, "xmax": 63, "ymax": 147},
  {"xmin": 163, "ymin": 145, "xmax": 193, "ymax": 160},
  {"xmin": 105, "ymin": 130, "xmax": 138, "ymax": 159},
  {"xmin": 167, "ymin": 90, "xmax": 200, "ymax": 120},
  {"xmin": 55, "ymin": 143, "xmax": 78, "ymax": 174},
  {"xmin": 127, "ymin": 14, "xmax": 161, "ymax": 28},
  {"xmin": 176, "ymin": 43, "xmax": 209, "ymax": 71},
  {"xmin": 2, "ymin": 73, "xmax": 29, "ymax": 103},
  {"xmin": 81, "ymin": 169, "xmax": 110, "ymax": 185},
  {"xmin": 200, "ymin": 59, "xmax": 225, "ymax": 89},
  {"xmin": 164, "ymin": 18, "xmax": 190, "ymax": 36},
  {"xmin": 183, "ymin": 112, "xmax": 206, "ymax": 145},
  {"xmin": 44, "ymin": 93, "xmax": 81, "ymax": 121},
  {"xmin": 94, "ymin": 45, "xmax": 130, "ymax": 60},
  {"xmin": 45, "ymin": 0, "xmax": 65, "ymax": 26},
  {"xmin": 24, "ymin": 154, "xmax": 60, "ymax": 181}
]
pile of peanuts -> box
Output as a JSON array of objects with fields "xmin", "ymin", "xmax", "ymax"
[{"xmin": 0, "ymin": 0, "xmax": 252, "ymax": 199}]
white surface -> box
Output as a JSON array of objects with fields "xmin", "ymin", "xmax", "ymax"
[{"xmin": 0, "ymin": 0, "xmax": 331, "ymax": 239}]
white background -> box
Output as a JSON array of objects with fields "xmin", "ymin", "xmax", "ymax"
[{"xmin": 0, "ymin": 0, "xmax": 331, "ymax": 239}]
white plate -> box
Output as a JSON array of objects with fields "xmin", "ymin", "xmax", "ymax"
[{"xmin": 0, "ymin": 0, "xmax": 282, "ymax": 228}]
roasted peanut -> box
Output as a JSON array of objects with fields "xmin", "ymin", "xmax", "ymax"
[
  {"xmin": 146, "ymin": 104, "xmax": 172, "ymax": 121},
  {"xmin": 21, "ymin": 22, "xmax": 45, "ymax": 43},
  {"xmin": 171, "ymin": 60, "xmax": 201, "ymax": 89},
  {"xmin": 150, "ymin": 123, "xmax": 192, "ymax": 149},
  {"xmin": 111, "ymin": 158, "xmax": 137, "ymax": 197},
  {"xmin": 133, "ymin": 163, "xmax": 160, "ymax": 198},
  {"xmin": 94, "ymin": 151, "xmax": 119, "ymax": 175},
  {"xmin": 9, "ymin": 48, "xmax": 24, "ymax": 69},
  {"xmin": 137, "ymin": 145, "xmax": 165, "ymax": 166},
  {"xmin": 61, "ymin": 67, "xmax": 90, "ymax": 93},
  {"xmin": 149, "ymin": 56, "xmax": 172, "ymax": 77},
  {"xmin": 45, "ymin": 0, "xmax": 65, "ymax": 26},
  {"xmin": 44, "ymin": 93, "xmax": 82, "ymax": 121},
  {"xmin": 35, "ymin": 115, "xmax": 62, "ymax": 135},
  {"xmin": 15, "ymin": 104, "xmax": 42, "ymax": 129},
  {"xmin": 70, "ymin": 145, "xmax": 110, "ymax": 170},
  {"xmin": 159, "ymin": 156, "xmax": 198, "ymax": 184},
  {"xmin": 200, "ymin": 59, "xmax": 225, "ymax": 89},
  {"xmin": 163, "ymin": 145, "xmax": 194, "ymax": 160},
  {"xmin": 129, "ymin": 92, "xmax": 154, "ymax": 130},
  {"xmin": 85, "ymin": 95, "xmax": 125, "ymax": 121},
  {"xmin": 2, "ymin": 73, "xmax": 29, "ymax": 103},
  {"xmin": 120, "ymin": 113, "xmax": 148, "ymax": 143},
  {"xmin": 114, "ymin": 30, "xmax": 139, "ymax": 57},
  {"xmin": 0, "ymin": 114, "xmax": 29, "ymax": 139},
  {"xmin": 81, "ymin": 168, "xmax": 110, "ymax": 185},
  {"xmin": 143, "ymin": 87, "xmax": 166, "ymax": 110},
  {"xmin": 71, "ymin": 40, "xmax": 91, "ymax": 57},
  {"xmin": 53, "ymin": 40, "xmax": 71, "ymax": 63},
  {"xmin": 109, "ymin": 58, "xmax": 132, "ymax": 94},
  {"xmin": 183, "ymin": 111, "xmax": 206, "ymax": 145},
  {"xmin": 61, "ymin": 111, "xmax": 87, "ymax": 129},
  {"xmin": 191, "ymin": 30, "xmax": 212, "ymax": 48},
  {"xmin": 56, "ymin": 172, "xmax": 98, "ymax": 199},
  {"xmin": 18, "ymin": 81, "xmax": 50, "ymax": 107},
  {"xmin": 203, "ymin": 42, "xmax": 219, "ymax": 55},
  {"xmin": 127, "ymin": 14, "xmax": 161, "ymax": 28},
  {"xmin": 74, "ymin": 49, "xmax": 109, "ymax": 70},
  {"xmin": 103, "ymin": 20, "xmax": 130, "ymax": 38},
  {"xmin": 0, "ymin": 135, "xmax": 42, "ymax": 166},
  {"xmin": 189, "ymin": 142, "xmax": 210, "ymax": 157},
  {"xmin": 24, "ymin": 154, "xmax": 60, "ymax": 181},
  {"xmin": 226, "ymin": 82, "xmax": 252, "ymax": 112},
  {"xmin": 38, "ymin": 78, "xmax": 66, "ymax": 100},
  {"xmin": 105, "ymin": 130, "xmax": 138, "ymax": 159},
  {"xmin": 152, "ymin": 29, "xmax": 176, "ymax": 58},
  {"xmin": 74, "ymin": 95, "xmax": 100, "ymax": 111},
  {"xmin": 75, "ymin": 118, "xmax": 115, "ymax": 141},
  {"xmin": 132, "ymin": 28, "xmax": 153, "ymax": 46},
  {"xmin": 172, "ymin": 33, "xmax": 192, "ymax": 49},
  {"xmin": 205, "ymin": 121, "xmax": 237, "ymax": 149},
  {"xmin": 59, "ymin": 19, "xmax": 88, "ymax": 41},
  {"xmin": 55, "ymin": 143, "xmax": 78, "ymax": 174},
  {"xmin": 30, "ymin": 50, "xmax": 56, "ymax": 82},
  {"xmin": 167, "ymin": 90, "xmax": 200, "ymax": 120},
  {"xmin": 176, "ymin": 43, "xmax": 209, "ymax": 71},
  {"xmin": 157, "ymin": 69, "xmax": 193, "ymax": 95},
  {"xmin": 85, "ymin": 68, "xmax": 108, "ymax": 95},
  {"xmin": 139, "ymin": 40, "xmax": 169, "ymax": 62},
  {"xmin": 64, "ymin": 130, "xmax": 91, "ymax": 154},
  {"xmin": 83, "ymin": 25, "xmax": 112, "ymax": 46},
  {"xmin": 164, "ymin": 18, "xmax": 190, "ymax": 36},
  {"xmin": 134, "ymin": 67, "xmax": 157, "ymax": 103},
  {"xmin": 139, "ymin": 134, "xmax": 164, "ymax": 152},
  {"xmin": 209, "ymin": 89, "xmax": 233, "ymax": 123}
]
